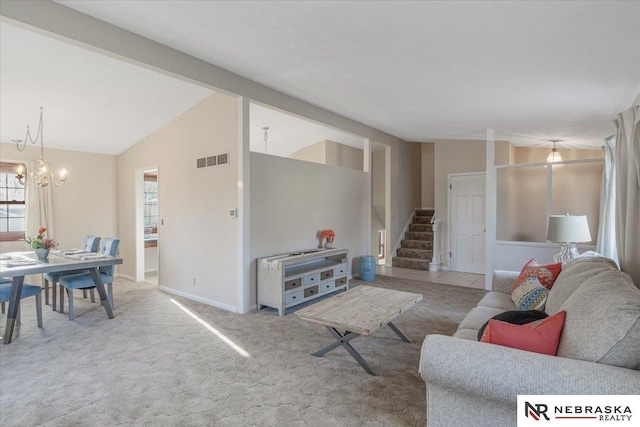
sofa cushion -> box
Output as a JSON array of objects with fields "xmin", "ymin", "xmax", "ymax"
[
  {"xmin": 546, "ymin": 256, "xmax": 619, "ymax": 315},
  {"xmin": 480, "ymin": 311, "xmax": 566, "ymax": 356},
  {"xmin": 477, "ymin": 292, "xmax": 516, "ymax": 311},
  {"xmin": 477, "ymin": 309, "xmax": 548, "ymax": 340},
  {"xmin": 511, "ymin": 276, "xmax": 549, "ymax": 310},
  {"xmin": 557, "ymin": 269, "xmax": 640, "ymax": 369},
  {"xmin": 458, "ymin": 306, "xmax": 505, "ymax": 331},
  {"xmin": 514, "ymin": 259, "xmax": 562, "ymax": 291},
  {"xmin": 452, "ymin": 328, "xmax": 479, "ymax": 340}
]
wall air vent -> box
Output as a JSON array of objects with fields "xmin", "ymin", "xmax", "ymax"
[
  {"xmin": 217, "ymin": 153, "xmax": 229, "ymax": 165},
  {"xmin": 196, "ymin": 152, "xmax": 230, "ymax": 169}
]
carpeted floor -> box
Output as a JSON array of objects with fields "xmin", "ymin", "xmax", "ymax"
[{"xmin": 0, "ymin": 275, "xmax": 485, "ymax": 426}]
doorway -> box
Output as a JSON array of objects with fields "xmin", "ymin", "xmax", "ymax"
[
  {"xmin": 449, "ymin": 173, "xmax": 485, "ymax": 274},
  {"xmin": 135, "ymin": 167, "xmax": 159, "ymax": 284}
]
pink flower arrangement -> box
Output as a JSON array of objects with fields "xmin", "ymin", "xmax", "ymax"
[
  {"xmin": 321, "ymin": 229, "xmax": 335, "ymax": 242},
  {"xmin": 26, "ymin": 227, "xmax": 58, "ymax": 249}
]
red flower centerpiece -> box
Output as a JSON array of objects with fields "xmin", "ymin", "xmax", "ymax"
[
  {"xmin": 26, "ymin": 227, "xmax": 58, "ymax": 260},
  {"xmin": 321, "ymin": 229, "xmax": 335, "ymax": 248}
]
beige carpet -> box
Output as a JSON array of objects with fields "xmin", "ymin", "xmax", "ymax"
[{"xmin": 0, "ymin": 275, "xmax": 485, "ymax": 426}]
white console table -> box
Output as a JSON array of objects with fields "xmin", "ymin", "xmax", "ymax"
[{"xmin": 257, "ymin": 248, "xmax": 349, "ymax": 316}]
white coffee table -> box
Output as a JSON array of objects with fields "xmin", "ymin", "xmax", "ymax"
[{"xmin": 295, "ymin": 285, "xmax": 423, "ymax": 375}]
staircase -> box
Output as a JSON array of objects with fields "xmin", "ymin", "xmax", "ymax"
[{"xmin": 392, "ymin": 209, "xmax": 434, "ymax": 270}]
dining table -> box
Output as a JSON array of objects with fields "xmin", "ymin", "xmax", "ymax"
[{"xmin": 0, "ymin": 250, "xmax": 123, "ymax": 344}]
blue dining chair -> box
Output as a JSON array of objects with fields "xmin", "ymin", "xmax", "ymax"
[
  {"xmin": 0, "ymin": 277, "xmax": 10, "ymax": 314},
  {"xmin": 0, "ymin": 282, "xmax": 43, "ymax": 327},
  {"xmin": 58, "ymin": 238, "xmax": 119, "ymax": 320},
  {"xmin": 44, "ymin": 235, "xmax": 100, "ymax": 310}
]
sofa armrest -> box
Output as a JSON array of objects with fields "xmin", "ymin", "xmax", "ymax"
[
  {"xmin": 492, "ymin": 270, "xmax": 519, "ymax": 294},
  {"xmin": 420, "ymin": 335, "xmax": 640, "ymax": 403}
]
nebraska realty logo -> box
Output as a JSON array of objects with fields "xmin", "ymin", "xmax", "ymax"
[{"xmin": 517, "ymin": 395, "xmax": 639, "ymax": 426}]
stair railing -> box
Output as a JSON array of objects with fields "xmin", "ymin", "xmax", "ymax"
[{"xmin": 429, "ymin": 217, "xmax": 442, "ymax": 271}]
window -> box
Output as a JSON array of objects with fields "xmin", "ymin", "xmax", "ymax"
[{"xmin": 0, "ymin": 162, "xmax": 26, "ymax": 242}]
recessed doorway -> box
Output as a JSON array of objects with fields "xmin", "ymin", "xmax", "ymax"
[{"xmin": 135, "ymin": 167, "xmax": 159, "ymax": 284}]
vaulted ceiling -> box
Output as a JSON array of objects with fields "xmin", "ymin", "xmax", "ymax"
[{"xmin": 2, "ymin": 1, "xmax": 639, "ymax": 154}]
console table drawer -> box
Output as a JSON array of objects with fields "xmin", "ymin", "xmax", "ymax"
[
  {"xmin": 285, "ymin": 289, "xmax": 303, "ymax": 305},
  {"xmin": 303, "ymin": 273, "xmax": 321, "ymax": 286},
  {"xmin": 284, "ymin": 278, "xmax": 302, "ymax": 291},
  {"xmin": 304, "ymin": 285, "xmax": 319, "ymax": 298},
  {"xmin": 319, "ymin": 281, "xmax": 335, "ymax": 294},
  {"xmin": 320, "ymin": 269, "xmax": 334, "ymax": 280},
  {"xmin": 334, "ymin": 264, "xmax": 347, "ymax": 277},
  {"xmin": 335, "ymin": 277, "xmax": 347, "ymax": 287}
]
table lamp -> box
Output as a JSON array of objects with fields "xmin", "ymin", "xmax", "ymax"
[{"xmin": 546, "ymin": 214, "xmax": 592, "ymax": 266}]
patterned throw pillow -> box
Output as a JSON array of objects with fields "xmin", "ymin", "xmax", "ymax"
[
  {"xmin": 511, "ymin": 276, "xmax": 549, "ymax": 310},
  {"xmin": 513, "ymin": 258, "xmax": 562, "ymax": 290}
]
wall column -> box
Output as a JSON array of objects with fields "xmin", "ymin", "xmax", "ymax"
[
  {"xmin": 237, "ymin": 96, "xmax": 251, "ymax": 313},
  {"xmin": 485, "ymin": 129, "xmax": 496, "ymax": 290}
]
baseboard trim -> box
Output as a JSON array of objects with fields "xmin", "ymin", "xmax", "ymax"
[
  {"xmin": 116, "ymin": 273, "xmax": 135, "ymax": 281},
  {"xmin": 158, "ymin": 286, "xmax": 237, "ymax": 313}
]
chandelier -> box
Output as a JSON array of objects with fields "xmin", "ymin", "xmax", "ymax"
[
  {"xmin": 546, "ymin": 140, "xmax": 563, "ymax": 163},
  {"xmin": 15, "ymin": 107, "xmax": 67, "ymax": 187}
]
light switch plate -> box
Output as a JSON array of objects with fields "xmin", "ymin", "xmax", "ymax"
[{"xmin": 229, "ymin": 208, "xmax": 237, "ymax": 218}]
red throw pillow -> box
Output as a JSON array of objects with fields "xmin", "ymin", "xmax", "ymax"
[
  {"xmin": 513, "ymin": 258, "xmax": 562, "ymax": 290},
  {"xmin": 480, "ymin": 310, "xmax": 566, "ymax": 356}
]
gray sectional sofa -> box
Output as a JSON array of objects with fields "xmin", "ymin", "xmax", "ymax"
[{"xmin": 419, "ymin": 256, "xmax": 640, "ymax": 427}]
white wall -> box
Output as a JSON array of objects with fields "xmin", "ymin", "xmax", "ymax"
[
  {"xmin": 434, "ymin": 140, "xmax": 487, "ymax": 268},
  {"xmin": 250, "ymin": 152, "xmax": 368, "ymax": 306},
  {"xmin": 371, "ymin": 150, "xmax": 385, "ymax": 256},
  {"xmin": 420, "ymin": 143, "xmax": 435, "ymax": 207},
  {"xmin": 0, "ymin": 142, "xmax": 117, "ymax": 252},
  {"xmin": 325, "ymin": 140, "xmax": 364, "ymax": 171},
  {"xmin": 289, "ymin": 140, "xmax": 326, "ymax": 164},
  {"xmin": 117, "ymin": 92, "xmax": 240, "ymax": 310},
  {"xmin": 289, "ymin": 139, "xmax": 364, "ymax": 171}
]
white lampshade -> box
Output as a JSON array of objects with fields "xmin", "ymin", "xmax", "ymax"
[{"xmin": 547, "ymin": 215, "xmax": 592, "ymax": 243}]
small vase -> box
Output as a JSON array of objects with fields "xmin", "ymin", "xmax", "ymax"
[
  {"xmin": 324, "ymin": 240, "xmax": 334, "ymax": 249},
  {"xmin": 34, "ymin": 248, "xmax": 50, "ymax": 260}
]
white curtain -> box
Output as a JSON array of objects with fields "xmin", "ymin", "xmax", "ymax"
[
  {"xmin": 24, "ymin": 160, "xmax": 55, "ymax": 243},
  {"xmin": 596, "ymin": 136, "xmax": 618, "ymax": 263},
  {"xmin": 612, "ymin": 105, "xmax": 640, "ymax": 285}
]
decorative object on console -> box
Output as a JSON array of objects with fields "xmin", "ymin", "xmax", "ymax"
[
  {"xmin": 547, "ymin": 214, "xmax": 592, "ymax": 266},
  {"xmin": 546, "ymin": 139, "xmax": 563, "ymax": 163},
  {"xmin": 480, "ymin": 310, "xmax": 566, "ymax": 356},
  {"xmin": 26, "ymin": 227, "xmax": 58, "ymax": 260},
  {"xmin": 513, "ymin": 258, "xmax": 562, "ymax": 291},
  {"xmin": 320, "ymin": 229, "xmax": 335, "ymax": 249},
  {"xmin": 14, "ymin": 107, "xmax": 68, "ymax": 188}
]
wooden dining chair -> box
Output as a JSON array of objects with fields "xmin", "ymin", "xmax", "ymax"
[
  {"xmin": 44, "ymin": 235, "xmax": 100, "ymax": 310},
  {"xmin": 0, "ymin": 282, "xmax": 43, "ymax": 327},
  {"xmin": 58, "ymin": 238, "xmax": 120, "ymax": 320}
]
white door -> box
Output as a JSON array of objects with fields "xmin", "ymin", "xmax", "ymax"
[{"xmin": 450, "ymin": 174, "xmax": 485, "ymax": 274}]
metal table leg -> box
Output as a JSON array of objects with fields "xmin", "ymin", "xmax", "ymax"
[
  {"xmin": 312, "ymin": 326, "xmax": 378, "ymax": 376},
  {"xmin": 88, "ymin": 268, "xmax": 114, "ymax": 319},
  {"xmin": 3, "ymin": 276, "xmax": 25, "ymax": 344},
  {"xmin": 387, "ymin": 321, "xmax": 412, "ymax": 343}
]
